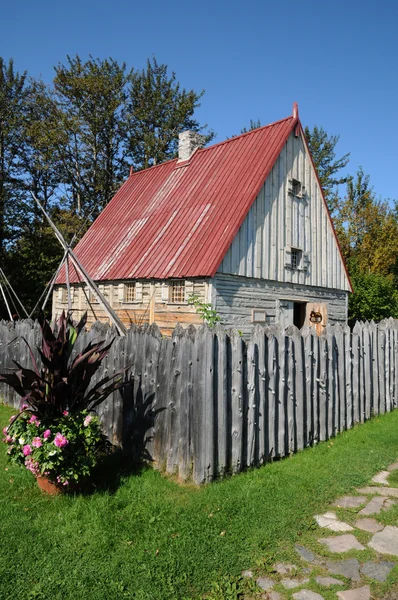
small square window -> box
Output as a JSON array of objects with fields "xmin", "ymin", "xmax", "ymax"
[
  {"xmin": 291, "ymin": 248, "xmax": 302, "ymax": 270},
  {"xmin": 124, "ymin": 283, "xmax": 136, "ymax": 303},
  {"xmin": 170, "ymin": 280, "xmax": 185, "ymax": 303},
  {"xmin": 288, "ymin": 178, "xmax": 305, "ymax": 198},
  {"xmin": 252, "ymin": 309, "xmax": 267, "ymax": 323}
]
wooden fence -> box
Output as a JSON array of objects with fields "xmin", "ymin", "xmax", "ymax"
[{"xmin": 1, "ymin": 318, "xmax": 397, "ymax": 484}]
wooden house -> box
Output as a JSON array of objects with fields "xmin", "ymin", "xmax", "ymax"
[{"xmin": 53, "ymin": 104, "xmax": 352, "ymax": 336}]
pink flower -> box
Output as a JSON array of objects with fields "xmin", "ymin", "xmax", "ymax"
[
  {"xmin": 2, "ymin": 426, "xmax": 8, "ymax": 435},
  {"xmin": 5, "ymin": 435, "xmax": 12, "ymax": 444},
  {"xmin": 63, "ymin": 410, "xmax": 69, "ymax": 416},
  {"xmin": 54, "ymin": 433, "xmax": 68, "ymax": 448},
  {"xmin": 29, "ymin": 415, "xmax": 40, "ymax": 426},
  {"xmin": 32, "ymin": 437, "xmax": 42, "ymax": 448},
  {"xmin": 21, "ymin": 403, "xmax": 29, "ymax": 410},
  {"xmin": 25, "ymin": 457, "xmax": 40, "ymax": 475},
  {"xmin": 83, "ymin": 415, "xmax": 93, "ymax": 427},
  {"xmin": 9, "ymin": 415, "xmax": 16, "ymax": 423},
  {"xmin": 43, "ymin": 429, "xmax": 51, "ymax": 440},
  {"xmin": 23, "ymin": 444, "xmax": 32, "ymax": 456}
]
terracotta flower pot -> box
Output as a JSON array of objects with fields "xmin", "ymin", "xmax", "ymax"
[{"xmin": 36, "ymin": 475, "xmax": 61, "ymax": 495}]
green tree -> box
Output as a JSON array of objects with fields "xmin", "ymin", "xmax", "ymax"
[
  {"xmin": 0, "ymin": 58, "xmax": 29, "ymax": 258},
  {"xmin": 51, "ymin": 55, "xmax": 131, "ymax": 217},
  {"xmin": 125, "ymin": 57, "xmax": 214, "ymax": 169},
  {"xmin": 336, "ymin": 168, "xmax": 398, "ymax": 279},
  {"xmin": 348, "ymin": 269, "xmax": 398, "ymax": 324},
  {"xmin": 304, "ymin": 125, "xmax": 350, "ymax": 214}
]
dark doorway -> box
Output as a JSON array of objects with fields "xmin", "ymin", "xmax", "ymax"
[{"xmin": 293, "ymin": 302, "xmax": 306, "ymax": 329}]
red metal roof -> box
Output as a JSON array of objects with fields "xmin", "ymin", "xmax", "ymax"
[{"xmin": 58, "ymin": 114, "xmax": 298, "ymax": 282}]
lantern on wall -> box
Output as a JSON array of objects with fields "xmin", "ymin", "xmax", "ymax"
[{"xmin": 310, "ymin": 311, "xmax": 322, "ymax": 324}]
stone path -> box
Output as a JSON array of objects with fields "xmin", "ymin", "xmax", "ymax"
[{"xmin": 242, "ymin": 463, "xmax": 398, "ymax": 599}]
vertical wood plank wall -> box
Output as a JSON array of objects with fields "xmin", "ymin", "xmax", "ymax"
[
  {"xmin": 1, "ymin": 318, "xmax": 397, "ymax": 484},
  {"xmin": 218, "ymin": 130, "xmax": 350, "ymax": 293}
]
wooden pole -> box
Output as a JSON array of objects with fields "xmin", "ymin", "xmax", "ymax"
[
  {"xmin": 65, "ymin": 254, "xmax": 72, "ymax": 313},
  {"xmin": 0, "ymin": 282, "xmax": 13, "ymax": 320},
  {"xmin": 31, "ymin": 193, "xmax": 127, "ymax": 335},
  {"xmin": 0, "ymin": 268, "xmax": 29, "ymax": 318}
]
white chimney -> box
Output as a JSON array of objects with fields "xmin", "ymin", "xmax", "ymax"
[{"xmin": 178, "ymin": 130, "xmax": 205, "ymax": 161}]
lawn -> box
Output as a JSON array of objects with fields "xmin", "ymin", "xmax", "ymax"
[{"xmin": 1, "ymin": 403, "xmax": 398, "ymax": 600}]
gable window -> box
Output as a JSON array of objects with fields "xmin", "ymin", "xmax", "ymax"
[
  {"xmin": 169, "ymin": 280, "xmax": 185, "ymax": 304},
  {"xmin": 288, "ymin": 178, "xmax": 305, "ymax": 199},
  {"xmin": 124, "ymin": 282, "xmax": 136, "ymax": 303},
  {"xmin": 291, "ymin": 248, "xmax": 302, "ymax": 270}
]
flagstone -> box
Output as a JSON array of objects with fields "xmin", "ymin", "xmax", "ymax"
[
  {"xmin": 371, "ymin": 471, "xmax": 391, "ymax": 485},
  {"xmin": 256, "ymin": 577, "xmax": 275, "ymax": 591},
  {"xmin": 319, "ymin": 534, "xmax": 365, "ymax": 553},
  {"xmin": 358, "ymin": 496, "xmax": 395, "ymax": 516},
  {"xmin": 368, "ymin": 526, "xmax": 398, "ymax": 556},
  {"xmin": 360, "ymin": 560, "xmax": 396, "ymax": 582},
  {"xmin": 295, "ymin": 545, "xmax": 316, "ymax": 562},
  {"xmin": 357, "ymin": 486, "xmax": 398, "ymax": 498},
  {"xmin": 355, "ymin": 518, "xmax": 384, "ymax": 533},
  {"xmin": 336, "ymin": 586, "xmax": 370, "ymax": 600},
  {"xmin": 264, "ymin": 593, "xmax": 282, "ymax": 600},
  {"xmin": 281, "ymin": 578, "xmax": 309, "ymax": 589},
  {"xmin": 333, "ymin": 496, "xmax": 367, "ymax": 509},
  {"xmin": 292, "ymin": 591, "xmax": 324, "ymax": 600},
  {"xmin": 315, "ymin": 575, "xmax": 344, "ymax": 586},
  {"xmin": 273, "ymin": 563, "xmax": 297, "ymax": 575},
  {"xmin": 387, "ymin": 461, "xmax": 398, "ymax": 472},
  {"xmin": 242, "ymin": 570, "xmax": 253, "ymax": 578},
  {"xmin": 315, "ymin": 512, "xmax": 353, "ymax": 532},
  {"xmin": 326, "ymin": 559, "xmax": 361, "ymax": 580}
]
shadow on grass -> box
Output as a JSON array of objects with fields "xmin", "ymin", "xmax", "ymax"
[{"xmin": 75, "ymin": 381, "xmax": 166, "ymax": 496}]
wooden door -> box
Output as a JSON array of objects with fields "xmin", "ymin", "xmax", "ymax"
[{"xmin": 306, "ymin": 302, "xmax": 328, "ymax": 335}]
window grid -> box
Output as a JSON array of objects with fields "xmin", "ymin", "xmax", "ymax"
[
  {"xmin": 291, "ymin": 249, "xmax": 300, "ymax": 270},
  {"xmin": 170, "ymin": 280, "xmax": 185, "ymax": 303},
  {"xmin": 124, "ymin": 283, "xmax": 136, "ymax": 303}
]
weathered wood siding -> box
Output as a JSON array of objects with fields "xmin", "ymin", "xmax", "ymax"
[
  {"xmin": 218, "ymin": 130, "xmax": 350, "ymax": 292},
  {"xmin": 212, "ymin": 273, "xmax": 347, "ymax": 336},
  {"xmin": 52, "ymin": 279, "xmax": 208, "ymax": 335},
  {"xmin": 1, "ymin": 319, "xmax": 398, "ymax": 484}
]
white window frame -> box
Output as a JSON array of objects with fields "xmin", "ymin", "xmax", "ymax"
[
  {"xmin": 169, "ymin": 280, "xmax": 186, "ymax": 304},
  {"xmin": 123, "ymin": 282, "xmax": 136, "ymax": 303}
]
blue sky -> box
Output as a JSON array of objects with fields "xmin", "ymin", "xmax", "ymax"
[{"xmin": 2, "ymin": 0, "xmax": 397, "ymax": 201}]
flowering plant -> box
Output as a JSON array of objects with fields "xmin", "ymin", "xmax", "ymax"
[
  {"xmin": 3, "ymin": 409, "xmax": 108, "ymax": 487},
  {"xmin": 0, "ymin": 311, "xmax": 129, "ymax": 489}
]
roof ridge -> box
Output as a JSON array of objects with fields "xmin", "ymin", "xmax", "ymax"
[
  {"xmin": 128, "ymin": 158, "xmax": 178, "ymax": 177},
  {"xmin": 127, "ymin": 115, "xmax": 295, "ymax": 175},
  {"xmin": 195, "ymin": 115, "xmax": 294, "ymax": 155}
]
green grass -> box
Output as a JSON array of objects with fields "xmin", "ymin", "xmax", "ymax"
[{"xmin": 1, "ymin": 404, "xmax": 398, "ymax": 600}]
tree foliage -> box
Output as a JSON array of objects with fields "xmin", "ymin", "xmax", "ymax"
[
  {"xmin": 348, "ymin": 269, "xmax": 398, "ymax": 325},
  {"xmin": 305, "ymin": 125, "xmax": 350, "ymax": 214},
  {"xmin": 0, "ymin": 58, "xmax": 29, "ymax": 257},
  {"xmin": 126, "ymin": 57, "xmax": 214, "ymax": 169},
  {"xmin": 0, "ymin": 55, "xmax": 212, "ymax": 312}
]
